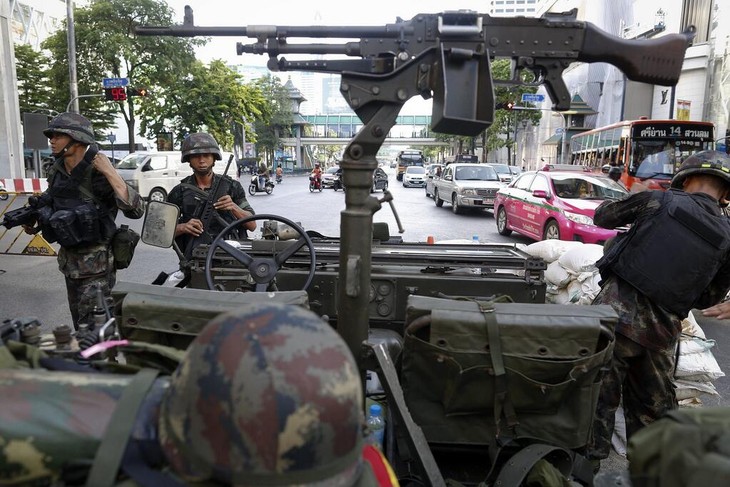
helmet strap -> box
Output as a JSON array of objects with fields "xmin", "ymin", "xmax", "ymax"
[{"xmin": 52, "ymin": 140, "xmax": 76, "ymax": 158}]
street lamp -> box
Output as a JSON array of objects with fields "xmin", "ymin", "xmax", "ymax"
[{"xmin": 552, "ymin": 112, "xmax": 568, "ymax": 164}]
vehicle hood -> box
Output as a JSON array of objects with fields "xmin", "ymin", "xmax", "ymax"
[
  {"xmin": 455, "ymin": 181, "xmax": 504, "ymax": 189},
  {"xmin": 557, "ymin": 197, "xmax": 603, "ymax": 215},
  {"xmin": 116, "ymin": 168, "xmax": 137, "ymax": 182}
]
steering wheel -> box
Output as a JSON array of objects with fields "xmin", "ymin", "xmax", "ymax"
[{"xmin": 205, "ymin": 214, "xmax": 317, "ymax": 291}]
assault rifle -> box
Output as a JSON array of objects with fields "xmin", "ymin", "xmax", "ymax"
[
  {"xmin": 1, "ymin": 194, "xmax": 52, "ymax": 231},
  {"xmin": 182, "ymin": 154, "xmax": 234, "ymax": 260}
]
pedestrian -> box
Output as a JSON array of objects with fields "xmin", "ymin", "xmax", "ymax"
[
  {"xmin": 29, "ymin": 112, "xmax": 144, "ymax": 328},
  {"xmin": 586, "ymin": 150, "xmax": 730, "ymax": 465},
  {"xmin": 167, "ymin": 133, "xmax": 256, "ymax": 259}
]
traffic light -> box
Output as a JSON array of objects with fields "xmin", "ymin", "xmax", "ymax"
[
  {"xmin": 126, "ymin": 87, "xmax": 149, "ymax": 97},
  {"xmin": 104, "ymin": 87, "xmax": 127, "ymax": 101}
]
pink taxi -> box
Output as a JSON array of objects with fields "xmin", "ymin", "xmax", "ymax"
[{"xmin": 494, "ymin": 170, "xmax": 628, "ymax": 244}]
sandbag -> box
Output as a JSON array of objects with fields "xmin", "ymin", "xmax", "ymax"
[{"xmin": 523, "ymin": 240, "xmax": 582, "ymax": 263}]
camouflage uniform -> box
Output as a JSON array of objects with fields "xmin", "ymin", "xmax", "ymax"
[
  {"xmin": 167, "ymin": 133, "xmax": 254, "ymax": 255},
  {"xmin": 588, "ymin": 151, "xmax": 730, "ymax": 460},
  {"xmin": 42, "ymin": 113, "xmax": 144, "ymax": 328}
]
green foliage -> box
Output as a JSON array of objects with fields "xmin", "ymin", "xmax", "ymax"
[
  {"xmin": 14, "ymin": 44, "xmax": 52, "ymax": 116},
  {"xmin": 41, "ymin": 0, "xmax": 204, "ymax": 149},
  {"xmin": 252, "ymin": 74, "xmax": 294, "ymax": 163}
]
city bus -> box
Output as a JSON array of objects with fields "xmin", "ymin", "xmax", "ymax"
[
  {"xmin": 396, "ymin": 149, "xmax": 424, "ymax": 181},
  {"xmin": 569, "ymin": 118, "xmax": 715, "ymax": 190}
]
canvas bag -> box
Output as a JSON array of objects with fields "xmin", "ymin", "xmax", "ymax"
[{"xmin": 401, "ymin": 295, "xmax": 616, "ymax": 449}]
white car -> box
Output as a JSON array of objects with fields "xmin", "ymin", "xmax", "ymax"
[
  {"xmin": 432, "ymin": 163, "xmax": 505, "ymax": 214},
  {"xmin": 403, "ymin": 165, "xmax": 426, "ymax": 187}
]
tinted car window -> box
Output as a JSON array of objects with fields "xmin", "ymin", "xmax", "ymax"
[
  {"xmin": 454, "ymin": 165, "xmax": 498, "ymax": 181},
  {"xmin": 406, "ymin": 166, "xmax": 425, "ymax": 174}
]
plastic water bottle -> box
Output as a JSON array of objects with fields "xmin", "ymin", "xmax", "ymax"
[
  {"xmin": 472, "ymin": 234, "xmax": 480, "ymax": 244},
  {"xmin": 366, "ymin": 404, "xmax": 385, "ymax": 450}
]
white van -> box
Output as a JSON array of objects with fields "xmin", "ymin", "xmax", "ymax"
[{"xmin": 116, "ymin": 151, "xmax": 234, "ymax": 201}]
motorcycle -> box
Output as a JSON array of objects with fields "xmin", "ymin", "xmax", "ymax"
[
  {"xmin": 249, "ymin": 175, "xmax": 275, "ymax": 195},
  {"xmin": 309, "ymin": 175, "xmax": 323, "ymax": 192},
  {"xmin": 276, "ymin": 173, "xmax": 283, "ymax": 184}
]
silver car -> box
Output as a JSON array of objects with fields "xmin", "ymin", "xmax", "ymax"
[{"xmin": 403, "ymin": 165, "xmax": 427, "ymax": 187}]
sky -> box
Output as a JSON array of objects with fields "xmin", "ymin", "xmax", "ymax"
[{"xmin": 164, "ymin": 0, "xmax": 500, "ymax": 65}]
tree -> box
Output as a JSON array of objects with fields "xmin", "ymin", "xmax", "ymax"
[
  {"xmin": 42, "ymin": 0, "xmax": 204, "ymax": 151},
  {"xmin": 14, "ymin": 44, "xmax": 52, "ymax": 116},
  {"xmin": 136, "ymin": 59, "xmax": 267, "ymax": 151},
  {"xmin": 252, "ymin": 75, "xmax": 294, "ymax": 165}
]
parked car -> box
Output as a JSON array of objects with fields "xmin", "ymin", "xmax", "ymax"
[
  {"xmin": 494, "ymin": 170, "xmax": 628, "ymax": 244},
  {"xmin": 322, "ymin": 166, "xmax": 340, "ymax": 188},
  {"xmin": 403, "ymin": 165, "xmax": 427, "ymax": 188},
  {"xmin": 432, "ymin": 163, "xmax": 504, "ymax": 214},
  {"xmin": 424, "ymin": 163, "xmax": 443, "ymax": 198},
  {"xmin": 488, "ymin": 164, "xmax": 514, "ymax": 183},
  {"xmin": 371, "ymin": 167, "xmax": 389, "ymax": 192}
]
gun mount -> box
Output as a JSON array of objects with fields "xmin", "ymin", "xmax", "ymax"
[{"xmin": 133, "ymin": 8, "xmax": 694, "ymax": 485}]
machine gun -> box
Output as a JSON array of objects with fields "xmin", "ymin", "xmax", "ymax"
[
  {"xmin": 136, "ymin": 4, "xmax": 694, "ymax": 360},
  {"xmin": 137, "ymin": 9, "xmax": 694, "ymax": 485},
  {"xmin": 182, "ymin": 154, "xmax": 234, "ymax": 260}
]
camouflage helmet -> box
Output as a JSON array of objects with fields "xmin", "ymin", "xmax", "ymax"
[
  {"xmin": 42, "ymin": 112, "xmax": 95, "ymax": 145},
  {"xmin": 181, "ymin": 133, "xmax": 222, "ymax": 162},
  {"xmin": 671, "ymin": 150, "xmax": 730, "ymax": 189},
  {"xmin": 159, "ymin": 303, "xmax": 366, "ymax": 486}
]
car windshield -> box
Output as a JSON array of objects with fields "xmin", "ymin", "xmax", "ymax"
[
  {"xmin": 406, "ymin": 166, "xmax": 425, "ymax": 174},
  {"xmin": 551, "ymin": 174, "xmax": 628, "ymax": 200},
  {"xmin": 116, "ymin": 154, "xmax": 147, "ymax": 170},
  {"xmin": 455, "ymin": 165, "xmax": 499, "ymax": 181},
  {"xmin": 325, "ymin": 167, "xmax": 338, "ymax": 175}
]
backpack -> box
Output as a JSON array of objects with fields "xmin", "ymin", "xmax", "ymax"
[{"xmin": 628, "ymin": 407, "xmax": 730, "ymax": 487}]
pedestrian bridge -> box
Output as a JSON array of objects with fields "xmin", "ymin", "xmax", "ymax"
[{"xmin": 280, "ymin": 114, "xmax": 447, "ymax": 147}]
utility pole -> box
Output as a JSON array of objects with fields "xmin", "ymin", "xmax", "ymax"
[{"xmin": 66, "ymin": 0, "xmax": 79, "ymax": 113}]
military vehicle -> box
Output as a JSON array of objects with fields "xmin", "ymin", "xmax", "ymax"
[{"xmin": 3, "ymin": 7, "xmax": 696, "ymax": 486}]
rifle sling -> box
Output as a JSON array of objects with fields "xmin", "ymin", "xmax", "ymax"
[{"xmin": 85, "ymin": 368, "xmax": 160, "ymax": 487}]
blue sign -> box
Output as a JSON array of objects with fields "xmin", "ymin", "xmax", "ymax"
[
  {"xmin": 102, "ymin": 77, "xmax": 129, "ymax": 88},
  {"xmin": 521, "ymin": 93, "xmax": 546, "ymax": 103}
]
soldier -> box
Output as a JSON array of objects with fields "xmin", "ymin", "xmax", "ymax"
[
  {"xmin": 588, "ymin": 150, "xmax": 730, "ymax": 464},
  {"xmin": 29, "ymin": 112, "xmax": 144, "ymax": 328},
  {"xmin": 167, "ymin": 133, "xmax": 256, "ymax": 258},
  {"xmin": 0, "ymin": 303, "xmax": 397, "ymax": 486}
]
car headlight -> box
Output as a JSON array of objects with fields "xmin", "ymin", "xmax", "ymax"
[
  {"xmin": 564, "ymin": 211, "xmax": 593, "ymax": 225},
  {"xmin": 462, "ymin": 188, "xmax": 477, "ymax": 196}
]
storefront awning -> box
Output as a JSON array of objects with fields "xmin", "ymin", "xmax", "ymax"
[{"xmin": 542, "ymin": 133, "xmax": 563, "ymax": 145}]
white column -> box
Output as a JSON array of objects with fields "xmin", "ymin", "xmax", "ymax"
[{"xmin": 0, "ymin": 0, "xmax": 24, "ymax": 178}]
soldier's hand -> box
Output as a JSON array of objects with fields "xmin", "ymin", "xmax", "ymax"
[
  {"xmin": 92, "ymin": 152, "xmax": 116, "ymax": 175},
  {"xmin": 214, "ymin": 195, "xmax": 236, "ymax": 211},
  {"xmin": 701, "ymin": 301, "xmax": 730, "ymax": 320},
  {"xmin": 21, "ymin": 224, "xmax": 36, "ymax": 235},
  {"xmin": 182, "ymin": 218, "xmax": 204, "ymax": 236}
]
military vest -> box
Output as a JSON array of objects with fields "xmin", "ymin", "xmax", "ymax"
[{"xmin": 611, "ymin": 189, "xmax": 730, "ymax": 317}]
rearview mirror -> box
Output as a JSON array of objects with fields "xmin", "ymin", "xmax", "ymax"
[
  {"xmin": 532, "ymin": 189, "xmax": 549, "ymax": 199},
  {"xmin": 141, "ymin": 201, "xmax": 179, "ymax": 248}
]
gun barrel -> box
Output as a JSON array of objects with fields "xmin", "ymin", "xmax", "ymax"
[
  {"xmin": 135, "ymin": 24, "xmax": 411, "ymax": 39},
  {"xmin": 238, "ymin": 42, "xmax": 362, "ymax": 56}
]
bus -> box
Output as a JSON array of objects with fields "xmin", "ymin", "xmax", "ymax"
[
  {"xmin": 569, "ymin": 118, "xmax": 715, "ymax": 190},
  {"xmin": 444, "ymin": 153, "xmax": 480, "ymax": 164},
  {"xmin": 396, "ymin": 150, "xmax": 424, "ymax": 181}
]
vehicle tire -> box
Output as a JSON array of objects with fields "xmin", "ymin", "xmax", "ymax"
[
  {"xmin": 425, "ymin": 186, "xmax": 431, "ymax": 198},
  {"xmin": 452, "ymin": 194, "xmax": 462, "ymax": 214},
  {"xmin": 496, "ymin": 207, "xmax": 512, "ymax": 236},
  {"xmin": 0, "ymin": 190, "xmax": 8, "ymax": 201},
  {"xmin": 249, "ymin": 184, "xmax": 257, "ymax": 196},
  {"xmin": 318, "ymin": 184, "xmax": 323, "ymax": 192},
  {"xmin": 383, "ymin": 181, "xmax": 388, "ymax": 191},
  {"xmin": 148, "ymin": 187, "xmax": 167, "ymax": 202},
  {"xmin": 543, "ymin": 220, "xmax": 561, "ymax": 240},
  {"xmin": 265, "ymin": 184, "xmax": 273, "ymax": 195},
  {"xmin": 434, "ymin": 189, "xmax": 443, "ymax": 207}
]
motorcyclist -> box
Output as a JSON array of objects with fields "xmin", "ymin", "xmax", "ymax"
[
  {"xmin": 310, "ymin": 162, "xmax": 323, "ymax": 188},
  {"xmin": 257, "ymin": 163, "xmax": 270, "ymax": 190},
  {"xmin": 276, "ymin": 165, "xmax": 283, "ymax": 183}
]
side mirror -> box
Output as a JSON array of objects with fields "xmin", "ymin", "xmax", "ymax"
[
  {"xmin": 141, "ymin": 201, "xmax": 180, "ymax": 248},
  {"xmin": 532, "ymin": 189, "xmax": 549, "ymax": 199}
]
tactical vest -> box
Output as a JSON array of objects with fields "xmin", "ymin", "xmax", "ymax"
[
  {"xmin": 610, "ymin": 189, "xmax": 730, "ymax": 317},
  {"xmin": 46, "ymin": 160, "xmax": 114, "ymax": 246}
]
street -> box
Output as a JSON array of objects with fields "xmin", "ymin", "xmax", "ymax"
[{"xmin": 2, "ymin": 166, "xmax": 730, "ymax": 409}]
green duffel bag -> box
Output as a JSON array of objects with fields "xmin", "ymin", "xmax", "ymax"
[
  {"xmin": 401, "ymin": 295, "xmax": 616, "ymax": 449},
  {"xmin": 629, "ymin": 407, "xmax": 730, "ymax": 487}
]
